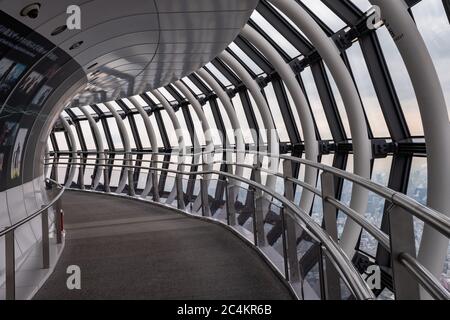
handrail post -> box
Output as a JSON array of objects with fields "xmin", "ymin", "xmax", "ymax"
[
  {"xmin": 41, "ymin": 206, "xmax": 50, "ymax": 269},
  {"xmin": 280, "ymin": 206, "xmax": 289, "ymax": 280},
  {"xmin": 282, "ymin": 160, "xmax": 302, "ymax": 287},
  {"xmin": 321, "ymin": 172, "xmax": 339, "ymax": 242},
  {"xmin": 55, "ymin": 197, "xmax": 63, "ymax": 244},
  {"xmin": 176, "ymin": 173, "xmax": 185, "ymax": 211},
  {"xmin": 225, "ymin": 178, "xmax": 236, "ymax": 226},
  {"xmin": 103, "ymin": 164, "xmax": 111, "ymax": 193},
  {"xmin": 253, "ymin": 164, "xmax": 266, "ymax": 247},
  {"xmin": 127, "ymin": 153, "xmax": 136, "ymax": 197},
  {"xmin": 282, "ymin": 209, "xmax": 302, "ymax": 285},
  {"xmin": 5, "ymin": 228, "xmax": 15, "ymax": 300},
  {"xmin": 200, "ymin": 175, "xmax": 210, "ymax": 217},
  {"xmin": 152, "ymin": 168, "xmax": 160, "ymax": 202},
  {"xmin": 388, "ymin": 204, "xmax": 420, "ymax": 299},
  {"xmin": 320, "ymin": 171, "xmax": 341, "ymax": 300}
]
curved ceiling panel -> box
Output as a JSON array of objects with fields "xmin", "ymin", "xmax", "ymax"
[{"xmin": 1, "ymin": 0, "xmax": 259, "ymax": 104}]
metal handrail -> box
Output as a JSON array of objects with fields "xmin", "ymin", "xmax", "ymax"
[
  {"xmin": 0, "ymin": 179, "xmax": 65, "ymax": 238},
  {"xmin": 325, "ymin": 197, "xmax": 390, "ymax": 251},
  {"xmin": 45, "ymin": 151, "xmax": 450, "ymax": 299},
  {"xmin": 46, "ymin": 161, "xmax": 375, "ymax": 299},
  {"xmin": 399, "ymin": 253, "xmax": 450, "ymax": 300},
  {"xmin": 46, "ymin": 149, "xmax": 450, "ymax": 238},
  {"xmin": 1, "ymin": 178, "xmax": 65, "ymax": 300},
  {"xmin": 46, "ymin": 158, "xmax": 444, "ymax": 251}
]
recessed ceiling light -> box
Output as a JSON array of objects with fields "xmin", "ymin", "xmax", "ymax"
[
  {"xmin": 69, "ymin": 41, "xmax": 83, "ymax": 50},
  {"xmin": 51, "ymin": 25, "xmax": 67, "ymax": 36}
]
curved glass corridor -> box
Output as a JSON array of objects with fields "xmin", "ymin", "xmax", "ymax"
[{"xmin": 0, "ymin": 0, "xmax": 449, "ymax": 302}]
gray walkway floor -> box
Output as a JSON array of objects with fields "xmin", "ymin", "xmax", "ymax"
[{"xmin": 34, "ymin": 191, "xmax": 293, "ymax": 300}]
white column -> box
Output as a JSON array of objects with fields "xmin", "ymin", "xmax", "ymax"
[
  {"xmin": 128, "ymin": 96, "xmax": 160, "ymax": 198},
  {"xmin": 370, "ymin": 0, "xmax": 450, "ymax": 298},
  {"xmin": 196, "ymin": 68, "xmax": 246, "ymax": 181},
  {"xmin": 173, "ymin": 81, "xmax": 214, "ymax": 158},
  {"xmin": 150, "ymin": 90, "xmax": 186, "ymax": 156},
  {"xmin": 219, "ymin": 51, "xmax": 279, "ymax": 191},
  {"xmin": 270, "ymin": 0, "xmax": 372, "ymax": 257},
  {"xmin": 59, "ymin": 115, "xmax": 77, "ymax": 188},
  {"xmin": 151, "ymin": 89, "xmax": 187, "ymax": 204},
  {"xmin": 79, "ymin": 106, "xmax": 104, "ymax": 190},
  {"xmin": 174, "ymin": 80, "xmax": 215, "ymax": 211},
  {"xmin": 104, "ymin": 101, "xmax": 135, "ymax": 195},
  {"xmin": 241, "ymin": 24, "xmax": 319, "ymax": 213}
]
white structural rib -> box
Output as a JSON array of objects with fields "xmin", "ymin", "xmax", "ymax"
[
  {"xmin": 58, "ymin": 115, "xmax": 77, "ymax": 188},
  {"xmin": 174, "ymin": 80, "xmax": 214, "ymax": 211},
  {"xmin": 128, "ymin": 96, "xmax": 160, "ymax": 198},
  {"xmin": 219, "ymin": 51, "xmax": 279, "ymax": 192},
  {"xmin": 79, "ymin": 106, "xmax": 104, "ymax": 190},
  {"xmin": 196, "ymin": 68, "xmax": 246, "ymax": 182},
  {"xmin": 370, "ymin": 0, "xmax": 450, "ymax": 299},
  {"xmin": 104, "ymin": 101, "xmax": 135, "ymax": 195},
  {"xmin": 270, "ymin": 0, "xmax": 372, "ymax": 257},
  {"xmin": 241, "ymin": 24, "xmax": 319, "ymax": 213},
  {"xmin": 150, "ymin": 89, "xmax": 186, "ymax": 205}
]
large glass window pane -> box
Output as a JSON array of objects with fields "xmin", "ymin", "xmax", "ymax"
[
  {"xmin": 96, "ymin": 103, "xmax": 110, "ymax": 113},
  {"xmin": 204, "ymin": 63, "xmax": 232, "ymax": 87},
  {"xmin": 175, "ymin": 110, "xmax": 193, "ymax": 148},
  {"xmin": 247, "ymin": 92, "xmax": 267, "ymax": 144},
  {"xmin": 377, "ymin": 27, "xmax": 423, "ymax": 136},
  {"xmin": 407, "ymin": 157, "xmax": 427, "ymax": 251},
  {"xmin": 203, "ymin": 101, "xmax": 223, "ymax": 146},
  {"xmin": 70, "ymin": 107, "xmax": 84, "ymax": 118},
  {"xmin": 121, "ymin": 98, "xmax": 139, "ymax": 112},
  {"xmin": 97, "ymin": 120, "xmax": 109, "ymax": 149},
  {"xmin": 129, "ymin": 95, "xmax": 147, "ymax": 107},
  {"xmin": 324, "ymin": 65, "xmax": 351, "ymax": 138},
  {"xmin": 250, "ymin": 10, "xmax": 300, "ymax": 58},
  {"xmin": 82, "ymin": 105, "xmax": 97, "ymax": 116},
  {"xmin": 336, "ymin": 155, "xmax": 354, "ymax": 239},
  {"xmin": 182, "ymin": 77, "xmax": 203, "ymax": 96},
  {"xmin": 123, "ymin": 117, "xmax": 137, "ymax": 149},
  {"xmin": 216, "ymin": 99, "xmax": 235, "ymax": 145},
  {"xmin": 300, "ymin": 0, "xmax": 346, "ymax": 32},
  {"xmin": 69, "ymin": 124, "xmax": 80, "ymax": 150},
  {"xmin": 106, "ymin": 118, "xmax": 123, "ymax": 149},
  {"xmin": 160, "ymin": 110, "xmax": 178, "ymax": 147},
  {"xmin": 47, "ymin": 139, "xmax": 54, "ymax": 152},
  {"xmin": 79, "ymin": 120, "xmax": 96, "ymax": 150},
  {"xmin": 188, "ymin": 107, "xmax": 206, "ymax": 146},
  {"xmin": 302, "ymin": 67, "xmax": 332, "ymax": 140},
  {"xmin": 264, "ymin": 82, "xmax": 290, "ymax": 142},
  {"xmin": 228, "ymin": 42, "xmax": 264, "ymax": 75},
  {"xmin": 347, "ymin": 42, "xmax": 390, "ymax": 137},
  {"xmin": 359, "ymin": 156, "xmax": 393, "ymax": 256},
  {"xmin": 283, "ymin": 82, "xmax": 303, "ymax": 140},
  {"xmin": 407, "ymin": 157, "xmax": 427, "ymax": 206},
  {"xmin": 109, "ymin": 154, "xmax": 123, "ymax": 187},
  {"xmin": 54, "ymin": 131, "xmax": 68, "ymax": 151},
  {"xmin": 149, "ymin": 114, "xmax": 163, "ymax": 148},
  {"xmin": 231, "ymin": 95, "xmax": 254, "ymax": 144},
  {"xmin": 350, "ymin": 0, "xmax": 372, "ymax": 12},
  {"xmin": 132, "ymin": 114, "xmax": 150, "ymax": 149},
  {"xmin": 158, "ymin": 87, "xmax": 176, "ymax": 102}
]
